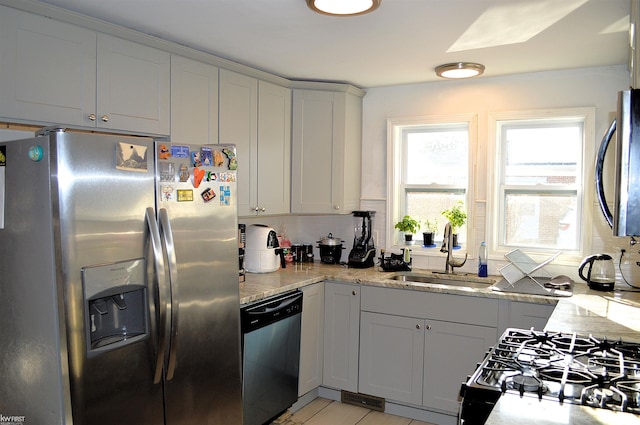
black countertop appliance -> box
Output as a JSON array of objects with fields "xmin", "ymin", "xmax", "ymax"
[{"xmin": 348, "ymin": 210, "xmax": 376, "ymax": 268}]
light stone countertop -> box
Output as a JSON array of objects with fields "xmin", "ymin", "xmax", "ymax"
[
  {"xmin": 240, "ymin": 262, "xmax": 640, "ymax": 342},
  {"xmin": 240, "ymin": 262, "xmax": 556, "ymax": 305},
  {"xmin": 240, "ymin": 261, "xmax": 640, "ymax": 425}
]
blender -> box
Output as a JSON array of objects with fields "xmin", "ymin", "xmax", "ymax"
[{"xmin": 348, "ymin": 211, "xmax": 376, "ymax": 268}]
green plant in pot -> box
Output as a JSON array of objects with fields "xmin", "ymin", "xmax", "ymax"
[
  {"xmin": 395, "ymin": 215, "xmax": 420, "ymax": 244},
  {"xmin": 441, "ymin": 201, "xmax": 467, "ymax": 247},
  {"xmin": 422, "ymin": 218, "xmax": 439, "ymax": 247}
]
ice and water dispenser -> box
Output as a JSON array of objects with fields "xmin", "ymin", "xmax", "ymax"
[{"xmin": 82, "ymin": 259, "xmax": 148, "ymax": 355}]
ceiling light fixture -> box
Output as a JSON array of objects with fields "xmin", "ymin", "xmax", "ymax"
[
  {"xmin": 435, "ymin": 62, "xmax": 485, "ymax": 79},
  {"xmin": 306, "ymin": 0, "xmax": 381, "ymax": 16}
]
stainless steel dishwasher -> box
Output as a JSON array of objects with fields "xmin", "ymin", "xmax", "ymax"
[{"xmin": 241, "ymin": 290, "xmax": 303, "ymax": 425}]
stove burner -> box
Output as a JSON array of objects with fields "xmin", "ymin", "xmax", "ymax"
[{"xmin": 511, "ymin": 374, "xmax": 543, "ymax": 396}]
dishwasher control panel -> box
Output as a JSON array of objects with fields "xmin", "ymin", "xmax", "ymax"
[{"xmin": 241, "ymin": 290, "xmax": 303, "ymax": 332}]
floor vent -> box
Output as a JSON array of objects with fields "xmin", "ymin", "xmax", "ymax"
[{"xmin": 340, "ymin": 390, "xmax": 385, "ymax": 412}]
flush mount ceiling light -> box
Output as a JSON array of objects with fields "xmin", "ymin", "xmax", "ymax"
[
  {"xmin": 435, "ymin": 62, "xmax": 485, "ymax": 79},
  {"xmin": 306, "ymin": 0, "xmax": 381, "ymax": 16}
]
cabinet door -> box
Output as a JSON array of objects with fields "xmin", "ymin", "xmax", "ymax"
[
  {"xmin": 0, "ymin": 6, "xmax": 96, "ymax": 126},
  {"xmin": 323, "ymin": 282, "xmax": 360, "ymax": 392},
  {"xmin": 257, "ymin": 81, "xmax": 291, "ymax": 215},
  {"xmin": 423, "ymin": 320, "xmax": 496, "ymax": 414},
  {"xmin": 170, "ymin": 55, "xmax": 218, "ymax": 144},
  {"xmin": 359, "ymin": 312, "xmax": 424, "ymax": 405},
  {"xmin": 291, "ymin": 90, "xmax": 336, "ymax": 213},
  {"xmin": 96, "ymin": 34, "xmax": 170, "ymax": 135},
  {"xmin": 298, "ymin": 282, "xmax": 324, "ymax": 396},
  {"xmin": 219, "ymin": 69, "xmax": 258, "ymax": 216},
  {"xmin": 509, "ymin": 301, "xmax": 556, "ymax": 332},
  {"xmin": 291, "ymin": 88, "xmax": 362, "ymax": 214}
]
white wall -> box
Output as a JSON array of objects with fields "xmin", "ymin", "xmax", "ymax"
[{"xmin": 361, "ymin": 65, "xmax": 640, "ymax": 282}]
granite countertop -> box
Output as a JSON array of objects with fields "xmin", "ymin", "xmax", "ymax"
[
  {"xmin": 240, "ymin": 262, "xmax": 640, "ymax": 342},
  {"xmin": 240, "ymin": 262, "xmax": 558, "ymax": 305},
  {"xmin": 240, "ymin": 262, "xmax": 640, "ymax": 425}
]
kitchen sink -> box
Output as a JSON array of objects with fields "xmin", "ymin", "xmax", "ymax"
[{"xmin": 390, "ymin": 273, "xmax": 491, "ymax": 289}]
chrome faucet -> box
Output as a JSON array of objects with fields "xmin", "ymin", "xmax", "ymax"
[{"xmin": 440, "ymin": 222, "xmax": 468, "ymax": 274}]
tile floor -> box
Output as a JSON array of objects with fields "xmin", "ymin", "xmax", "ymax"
[{"xmin": 271, "ymin": 398, "xmax": 435, "ymax": 425}]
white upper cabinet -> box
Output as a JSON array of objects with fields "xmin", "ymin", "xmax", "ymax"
[
  {"xmin": 96, "ymin": 34, "xmax": 169, "ymax": 134},
  {"xmin": 219, "ymin": 70, "xmax": 259, "ymax": 215},
  {"xmin": 0, "ymin": 6, "xmax": 96, "ymax": 127},
  {"xmin": 256, "ymin": 80, "xmax": 291, "ymax": 216},
  {"xmin": 291, "ymin": 86, "xmax": 364, "ymax": 214},
  {"xmin": 219, "ymin": 69, "xmax": 290, "ymax": 216},
  {"xmin": 171, "ymin": 55, "xmax": 219, "ymax": 144},
  {"xmin": 0, "ymin": 6, "xmax": 170, "ymax": 135}
]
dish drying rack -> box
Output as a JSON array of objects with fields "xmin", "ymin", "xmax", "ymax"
[
  {"xmin": 490, "ymin": 249, "xmax": 573, "ymax": 297},
  {"xmin": 499, "ymin": 249, "xmax": 561, "ymax": 287}
]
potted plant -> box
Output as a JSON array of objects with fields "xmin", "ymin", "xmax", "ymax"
[
  {"xmin": 395, "ymin": 215, "xmax": 420, "ymax": 244},
  {"xmin": 441, "ymin": 201, "xmax": 467, "ymax": 247},
  {"xmin": 422, "ymin": 218, "xmax": 439, "ymax": 247}
]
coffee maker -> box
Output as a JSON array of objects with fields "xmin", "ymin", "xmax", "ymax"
[{"xmin": 348, "ymin": 211, "xmax": 376, "ymax": 268}]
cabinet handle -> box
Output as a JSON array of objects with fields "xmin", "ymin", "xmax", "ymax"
[
  {"xmin": 426, "ymin": 324, "xmax": 432, "ymax": 331},
  {"xmin": 101, "ymin": 115, "xmax": 109, "ymax": 122},
  {"xmin": 352, "ymin": 290, "xmax": 357, "ymax": 296},
  {"xmin": 334, "ymin": 205, "xmax": 340, "ymax": 210},
  {"xmin": 259, "ymin": 207, "xmax": 266, "ymax": 212},
  {"xmin": 88, "ymin": 114, "xmax": 96, "ymax": 121},
  {"xmin": 416, "ymin": 324, "xmax": 421, "ymax": 330}
]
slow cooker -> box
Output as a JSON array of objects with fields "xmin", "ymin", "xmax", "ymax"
[{"xmin": 317, "ymin": 233, "xmax": 344, "ymax": 264}]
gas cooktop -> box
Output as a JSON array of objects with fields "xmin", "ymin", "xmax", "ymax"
[{"xmin": 459, "ymin": 328, "xmax": 640, "ymax": 424}]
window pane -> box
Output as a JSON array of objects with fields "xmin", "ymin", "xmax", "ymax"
[
  {"xmin": 504, "ymin": 125, "xmax": 581, "ymax": 185},
  {"xmin": 405, "ymin": 129, "xmax": 468, "ymax": 185},
  {"xmin": 407, "ymin": 191, "xmax": 466, "ymax": 241},
  {"xmin": 504, "ymin": 192, "xmax": 577, "ymax": 249}
]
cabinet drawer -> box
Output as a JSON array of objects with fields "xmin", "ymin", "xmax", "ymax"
[{"xmin": 361, "ymin": 286, "xmax": 498, "ymax": 327}]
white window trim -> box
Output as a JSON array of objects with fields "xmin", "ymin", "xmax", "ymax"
[
  {"xmin": 386, "ymin": 113, "xmax": 478, "ymax": 255},
  {"xmin": 486, "ymin": 107, "xmax": 595, "ymax": 265}
]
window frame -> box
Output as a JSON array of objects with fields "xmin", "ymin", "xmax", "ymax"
[
  {"xmin": 487, "ymin": 108, "xmax": 595, "ymax": 263},
  {"xmin": 387, "ymin": 113, "xmax": 478, "ymax": 254}
]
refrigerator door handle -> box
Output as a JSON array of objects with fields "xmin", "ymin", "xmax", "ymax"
[
  {"xmin": 159, "ymin": 208, "xmax": 179, "ymax": 381},
  {"xmin": 146, "ymin": 207, "xmax": 169, "ymax": 384}
]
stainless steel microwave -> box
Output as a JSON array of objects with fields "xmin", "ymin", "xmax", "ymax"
[{"xmin": 597, "ymin": 89, "xmax": 640, "ymax": 236}]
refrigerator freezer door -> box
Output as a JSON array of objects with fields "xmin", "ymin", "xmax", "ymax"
[
  {"xmin": 55, "ymin": 131, "xmax": 165, "ymax": 425},
  {"xmin": 0, "ymin": 131, "xmax": 166, "ymax": 425},
  {"xmin": 157, "ymin": 143, "xmax": 243, "ymax": 424}
]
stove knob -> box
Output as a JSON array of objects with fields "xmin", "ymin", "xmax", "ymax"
[{"xmin": 459, "ymin": 383, "xmax": 467, "ymax": 398}]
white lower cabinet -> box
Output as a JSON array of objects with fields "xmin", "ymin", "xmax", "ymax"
[
  {"xmin": 497, "ymin": 299, "xmax": 557, "ymax": 336},
  {"xmin": 422, "ymin": 320, "xmax": 496, "ymax": 413},
  {"xmin": 359, "ymin": 286, "xmax": 498, "ymax": 416},
  {"xmin": 298, "ymin": 282, "xmax": 324, "ymax": 397},
  {"xmin": 359, "ymin": 312, "xmax": 425, "ymax": 405},
  {"xmin": 322, "ymin": 281, "xmax": 360, "ymax": 392}
]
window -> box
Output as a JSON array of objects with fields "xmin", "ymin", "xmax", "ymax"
[
  {"xmin": 489, "ymin": 109, "xmax": 594, "ymax": 257},
  {"xmin": 388, "ymin": 115, "xmax": 476, "ymax": 249}
]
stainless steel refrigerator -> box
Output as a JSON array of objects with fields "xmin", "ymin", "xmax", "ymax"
[{"xmin": 0, "ymin": 128, "xmax": 243, "ymax": 425}]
